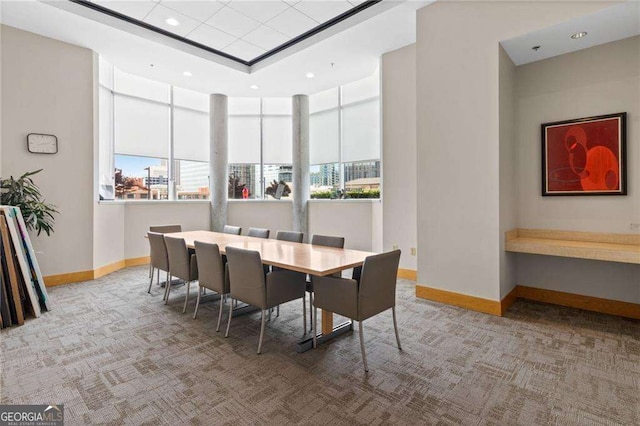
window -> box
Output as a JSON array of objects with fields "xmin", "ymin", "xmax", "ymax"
[
  {"xmin": 309, "ymin": 70, "xmax": 381, "ymax": 199},
  {"xmin": 228, "ymin": 97, "xmax": 293, "ymax": 199},
  {"xmin": 99, "ymin": 58, "xmax": 210, "ymax": 201}
]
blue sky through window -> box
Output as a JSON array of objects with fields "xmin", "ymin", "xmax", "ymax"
[{"xmin": 115, "ymin": 155, "xmax": 164, "ymax": 178}]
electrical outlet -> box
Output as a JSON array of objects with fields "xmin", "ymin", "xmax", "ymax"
[
  {"xmin": 630, "ymin": 223, "xmax": 640, "ymax": 231},
  {"xmin": 410, "ymin": 247, "xmax": 417, "ymax": 256},
  {"xmin": 392, "ymin": 244, "xmax": 399, "ymax": 250}
]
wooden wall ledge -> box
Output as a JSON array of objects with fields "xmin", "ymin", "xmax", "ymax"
[{"xmin": 505, "ymin": 229, "xmax": 640, "ymax": 264}]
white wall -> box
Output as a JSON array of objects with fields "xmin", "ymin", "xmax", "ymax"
[
  {"xmin": 1, "ymin": 25, "xmax": 95, "ymax": 275},
  {"xmin": 94, "ymin": 203, "xmax": 124, "ymax": 267},
  {"xmin": 516, "ymin": 36, "xmax": 640, "ymax": 233},
  {"xmin": 499, "ymin": 46, "xmax": 518, "ymax": 298},
  {"xmin": 309, "ymin": 200, "xmax": 380, "ymax": 251},
  {"xmin": 381, "ymin": 44, "xmax": 417, "ymax": 270},
  {"xmin": 228, "ymin": 200, "xmax": 293, "ymax": 238},
  {"xmin": 514, "ymin": 36, "xmax": 640, "ymax": 304},
  {"xmin": 416, "ymin": 1, "xmax": 615, "ymax": 301},
  {"xmin": 124, "ymin": 201, "xmax": 211, "ymax": 259}
]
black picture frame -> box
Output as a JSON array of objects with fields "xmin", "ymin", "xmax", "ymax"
[{"xmin": 541, "ymin": 112, "xmax": 627, "ymax": 196}]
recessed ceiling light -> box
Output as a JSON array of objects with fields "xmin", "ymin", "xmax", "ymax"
[
  {"xmin": 183, "ymin": 71, "xmax": 192, "ymax": 77},
  {"xmin": 165, "ymin": 18, "xmax": 180, "ymax": 26},
  {"xmin": 306, "ymin": 72, "xmax": 314, "ymax": 79},
  {"xmin": 571, "ymin": 31, "xmax": 587, "ymax": 39},
  {"xmin": 250, "ymin": 84, "xmax": 259, "ymax": 90}
]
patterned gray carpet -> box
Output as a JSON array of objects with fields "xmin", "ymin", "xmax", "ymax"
[{"xmin": 1, "ymin": 266, "xmax": 638, "ymax": 425}]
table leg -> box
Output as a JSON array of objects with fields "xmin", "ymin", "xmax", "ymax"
[{"xmin": 295, "ymin": 309, "xmax": 353, "ymax": 353}]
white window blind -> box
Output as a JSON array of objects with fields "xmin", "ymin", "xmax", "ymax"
[
  {"xmin": 310, "ymin": 87, "xmax": 339, "ymax": 113},
  {"xmin": 114, "ymin": 95, "xmax": 170, "ymax": 158},
  {"xmin": 341, "ymin": 70, "xmax": 379, "ymax": 105},
  {"xmin": 174, "ymin": 87, "xmax": 209, "ymax": 112},
  {"xmin": 310, "ymin": 109, "xmax": 339, "ymax": 164},
  {"xmin": 262, "ymin": 116, "xmax": 292, "ymax": 164},
  {"xmin": 228, "ymin": 97, "xmax": 260, "ymax": 115},
  {"xmin": 262, "ymin": 97, "xmax": 291, "ymax": 115},
  {"xmin": 98, "ymin": 86, "xmax": 114, "ymax": 191},
  {"xmin": 114, "ymin": 68, "xmax": 170, "ymax": 103},
  {"xmin": 174, "ymin": 108, "xmax": 210, "ymax": 162},
  {"xmin": 341, "ymin": 100, "xmax": 380, "ymax": 162},
  {"xmin": 228, "ymin": 116, "xmax": 261, "ymax": 164}
]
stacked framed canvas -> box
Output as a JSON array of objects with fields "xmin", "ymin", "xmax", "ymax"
[{"xmin": 0, "ymin": 206, "xmax": 50, "ymax": 327}]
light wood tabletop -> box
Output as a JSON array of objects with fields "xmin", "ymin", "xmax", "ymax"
[
  {"xmin": 166, "ymin": 230, "xmax": 375, "ymax": 276},
  {"xmin": 164, "ymin": 230, "xmax": 377, "ymax": 347}
]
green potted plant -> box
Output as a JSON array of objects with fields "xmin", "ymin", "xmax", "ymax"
[{"xmin": 0, "ymin": 169, "xmax": 58, "ymax": 235}]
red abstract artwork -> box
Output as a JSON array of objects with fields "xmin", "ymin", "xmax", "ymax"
[{"xmin": 541, "ymin": 113, "xmax": 627, "ymax": 196}]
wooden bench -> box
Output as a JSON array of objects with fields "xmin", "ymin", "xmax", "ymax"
[{"xmin": 505, "ymin": 229, "xmax": 640, "ymax": 264}]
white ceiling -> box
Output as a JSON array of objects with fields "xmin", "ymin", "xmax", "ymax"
[
  {"xmin": 0, "ymin": 0, "xmax": 427, "ymax": 96},
  {"xmin": 87, "ymin": 0, "xmax": 365, "ymax": 62},
  {"xmin": 501, "ymin": 1, "xmax": 640, "ymax": 66}
]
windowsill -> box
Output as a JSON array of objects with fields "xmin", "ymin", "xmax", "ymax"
[
  {"xmin": 228, "ymin": 199, "xmax": 293, "ymax": 203},
  {"xmin": 309, "ymin": 198, "xmax": 381, "ymax": 203},
  {"xmin": 98, "ymin": 199, "xmax": 210, "ymax": 205}
]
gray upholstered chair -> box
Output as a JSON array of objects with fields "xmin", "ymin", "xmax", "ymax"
[
  {"xmin": 225, "ymin": 246, "xmax": 306, "ymax": 354},
  {"xmin": 149, "ymin": 224, "xmax": 182, "ymax": 233},
  {"xmin": 164, "ymin": 235, "xmax": 199, "ymax": 313},
  {"xmin": 275, "ymin": 230, "xmax": 303, "ymax": 243},
  {"xmin": 223, "ymin": 225, "xmax": 242, "ymax": 235},
  {"xmin": 147, "ymin": 232, "xmax": 170, "ymax": 294},
  {"xmin": 248, "ymin": 227, "xmax": 270, "ymax": 239},
  {"xmin": 148, "ymin": 225, "xmax": 182, "ymax": 278},
  {"xmin": 194, "ymin": 241, "xmax": 228, "ymax": 331},
  {"xmin": 306, "ymin": 234, "xmax": 345, "ymax": 330},
  {"xmin": 312, "ymin": 250, "xmax": 402, "ymax": 372}
]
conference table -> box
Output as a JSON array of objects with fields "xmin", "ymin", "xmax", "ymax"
[{"xmin": 166, "ymin": 230, "xmax": 375, "ymax": 353}]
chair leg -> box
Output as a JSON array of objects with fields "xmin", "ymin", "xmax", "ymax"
[
  {"xmin": 277, "ymin": 305, "xmax": 279, "ymax": 317},
  {"xmin": 302, "ymin": 296, "xmax": 307, "ymax": 336},
  {"xmin": 268, "ymin": 308, "xmax": 271, "ymax": 322},
  {"xmin": 149, "ymin": 263, "xmax": 152, "ymax": 278},
  {"xmin": 164, "ymin": 274, "xmax": 172, "ymax": 304},
  {"xmin": 193, "ymin": 285, "xmax": 202, "ymax": 319},
  {"xmin": 312, "ymin": 305, "xmax": 317, "ymax": 349},
  {"xmin": 308, "ymin": 292, "xmax": 314, "ymax": 333},
  {"xmin": 148, "ymin": 267, "xmax": 155, "ymax": 293},
  {"xmin": 392, "ymin": 306, "xmax": 402, "ymax": 350},
  {"xmin": 216, "ymin": 294, "xmax": 225, "ymax": 332},
  {"xmin": 182, "ymin": 281, "xmax": 191, "ymax": 314},
  {"xmin": 156, "ymin": 268, "xmax": 160, "ymax": 286},
  {"xmin": 359, "ymin": 320, "xmax": 369, "ymax": 372},
  {"xmin": 225, "ymin": 298, "xmax": 233, "ymax": 338},
  {"xmin": 257, "ymin": 308, "xmax": 266, "ymax": 354}
]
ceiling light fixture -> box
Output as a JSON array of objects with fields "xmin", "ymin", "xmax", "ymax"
[
  {"xmin": 571, "ymin": 31, "xmax": 587, "ymax": 39},
  {"xmin": 306, "ymin": 72, "xmax": 315, "ymax": 79},
  {"xmin": 250, "ymin": 84, "xmax": 259, "ymax": 90},
  {"xmin": 165, "ymin": 18, "xmax": 180, "ymax": 26},
  {"xmin": 183, "ymin": 71, "xmax": 192, "ymax": 77}
]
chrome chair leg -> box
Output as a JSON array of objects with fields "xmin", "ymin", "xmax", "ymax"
[
  {"xmin": 164, "ymin": 273, "xmax": 172, "ymax": 304},
  {"xmin": 225, "ymin": 298, "xmax": 233, "ymax": 337},
  {"xmin": 308, "ymin": 292, "xmax": 314, "ymax": 333},
  {"xmin": 148, "ymin": 267, "xmax": 155, "ymax": 293},
  {"xmin": 257, "ymin": 309, "xmax": 267, "ymax": 354},
  {"xmin": 149, "ymin": 263, "xmax": 152, "ymax": 278},
  {"xmin": 182, "ymin": 281, "xmax": 191, "ymax": 313},
  {"xmin": 156, "ymin": 268, "xmax": 160, "ymax": 286},
  {"xmin": 302, "ymin": 295, "xmax": 307, "ymax": 336},
  {"xmin": 216, "ymin": 295, "xmax": 225, "ymax": 332},
  {"xmin": 392, "ymin": 306, "xmax": 402, "ymax": 350},
  {"xmin": 359, "ymin": 321, "xmax": 368, "ymax": 372},
  {"xmin": 277, "ymin": 305, "xmax": 280, "ymax": 317},
  {"xmin": 312, "ymin": 305, "xmax": 318, "ymax": 349},
  {"xmin": 193, "ymin": 286, "xmax": 202, "ymax": 319}
]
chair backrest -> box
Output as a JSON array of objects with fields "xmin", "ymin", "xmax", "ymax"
[
  {"xmin": 149, "ymin": 224, "xmax": 182, "ymax": 234},
  {"xmin": 223, "ymin": 225, "xmax": 242, "ymax": 235},
  {"xmin": 148, "ymin": 232, "xmax": 169, "ymax": 271},
  {"xmin": 276, "ymin": 230, "xmax": 303, "ymax": 243},
  {"xmin": 248, "ymin": 227, "xmax": 270, "ymax": 239},
  {"xmin": 164, "ymin": 235, "xmax": 192, "ymax": 281},
  {"xmin": 194, "ymin": 241, "xmax": 226, "ymax": 294},
  {"xmin": 358, "ymin": 250, "xmax": 401, "ymax": 320},
  {"xmin": 225, "ymin": 246, "xmax": 266, "ymax": 309},
  {"xmin": 311, "ymin": 234, "xmax": 345, "ymax": 249}
]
